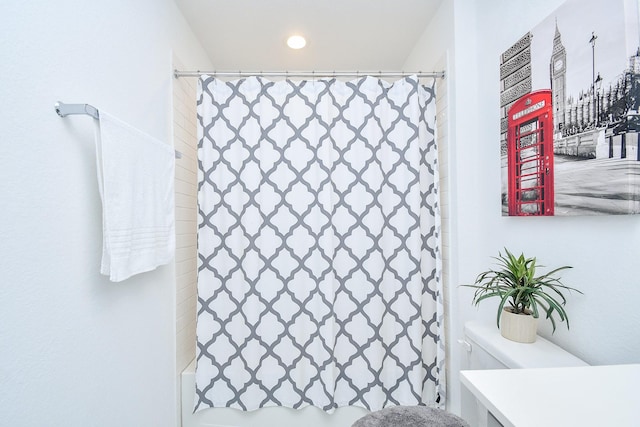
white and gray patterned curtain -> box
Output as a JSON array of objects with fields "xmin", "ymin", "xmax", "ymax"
[{"xmin": 195, "ymin": 75, "xmax": 444, "ymax": 413}]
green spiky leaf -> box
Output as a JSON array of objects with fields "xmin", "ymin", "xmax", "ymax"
[{"xmin": 461, "ymin": 248, "xmax": 582, "ymax": 334}]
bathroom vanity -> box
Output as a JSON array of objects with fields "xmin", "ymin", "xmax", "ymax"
[{"xmin": 460, "ymin": 364, "xmax": 640, "ymax": 427}]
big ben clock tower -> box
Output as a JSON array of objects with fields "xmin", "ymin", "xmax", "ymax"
[{"xmin": 550, "ymin": 22, "xmax": 567, "ymax": 133}]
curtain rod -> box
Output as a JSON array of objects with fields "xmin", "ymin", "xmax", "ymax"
[{"xmin": 173, "ymin": 69, "xmax": 445, "ymax": 79}]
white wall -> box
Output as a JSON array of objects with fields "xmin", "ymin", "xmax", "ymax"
[
  {"xmin": 0, "ymin": 1, "xmax": 210, "ymax": 426},
  {"xmin": 449, "ymin": 0, "xmax": 640, "ymax": 414},
  {"xmin": 404, "ymin": 0, "xmax": 640, "ymax": 416},
  {"xmin": 455, "ymin": 0, "xmax": 640, "ymax": 360}
]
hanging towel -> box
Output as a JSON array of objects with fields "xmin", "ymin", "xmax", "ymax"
[{"xmin": 94, "ymin": 111, "xmax": 175, "ymax": 282}]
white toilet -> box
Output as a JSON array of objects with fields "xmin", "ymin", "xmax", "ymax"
[{"xmin": 460, "ymin": 321, "xmax": 588, "ymax": 426}]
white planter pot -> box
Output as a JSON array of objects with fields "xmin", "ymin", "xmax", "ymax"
[{"xmin": 500, "ymin": 308, "xmax": 537, "ymax": 343}]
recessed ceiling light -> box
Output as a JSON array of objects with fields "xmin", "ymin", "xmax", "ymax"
[{"xmin": 287, "ymin": 35, "xmax": 306, "ymax": 50}]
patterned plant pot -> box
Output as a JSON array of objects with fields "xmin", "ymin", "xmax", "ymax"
[{"xmin": 500, "ymin": 308, "xmax": 537, "ymax": 343}]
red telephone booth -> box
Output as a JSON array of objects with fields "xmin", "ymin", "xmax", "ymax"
[{"xmin": 507, "ymin": 90, "xmax": 554, "ymax": 216}]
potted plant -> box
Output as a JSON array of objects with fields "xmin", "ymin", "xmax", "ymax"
[{"xmin": 465, "ymin": 248, "xmax": 582, "ymax": 343}]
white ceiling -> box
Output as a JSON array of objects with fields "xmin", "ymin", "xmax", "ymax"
[{"xmin": 174, "ymin": 0, "xmax": 443, "ymax": 72}]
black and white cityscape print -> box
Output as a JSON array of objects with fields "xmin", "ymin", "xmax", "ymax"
[{"xmin": 500, "ymin": 0, "xmax": 640, "ymax": 216}]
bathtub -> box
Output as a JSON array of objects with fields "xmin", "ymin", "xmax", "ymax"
[{"xmin": 181, "ymin": 359, "xmax": 369, "ymax": 427}]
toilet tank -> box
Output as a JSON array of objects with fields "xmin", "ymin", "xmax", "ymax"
[{"xmin": 462, "ymin": 321, "xmax": 588, "ymax": 370}]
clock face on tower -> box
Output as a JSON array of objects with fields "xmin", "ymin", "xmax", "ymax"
[{"xmin": 554, "ymin": 58, "xmax": 564, "ymax": 71}]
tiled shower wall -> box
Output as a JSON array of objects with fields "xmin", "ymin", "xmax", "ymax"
[{"xmin": 172, "ymin": 58, "xmax": 198, "ymax": 387}]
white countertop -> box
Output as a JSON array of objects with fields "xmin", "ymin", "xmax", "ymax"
[{"xmin": 460, "ymin": 364, "xmax": 640, "ymax": 427}]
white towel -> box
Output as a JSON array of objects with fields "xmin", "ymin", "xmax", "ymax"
[{"xmin": 94, "ymin": 111, "xmax": 175, "ymax": 282}]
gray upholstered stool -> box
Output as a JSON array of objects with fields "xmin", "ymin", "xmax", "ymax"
[{"xmin": 351, "ymin": 405, "xmax": 469, "ymax": 427}]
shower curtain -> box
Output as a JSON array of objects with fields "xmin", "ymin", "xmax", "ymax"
[{"xmin": 194, "ymin": 75, "xmax": 444, "ymax": 413}]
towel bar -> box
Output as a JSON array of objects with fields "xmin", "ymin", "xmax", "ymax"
[{"xmin": 54, "ymin": 101, "xmax": 183, "ymax": 159}]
